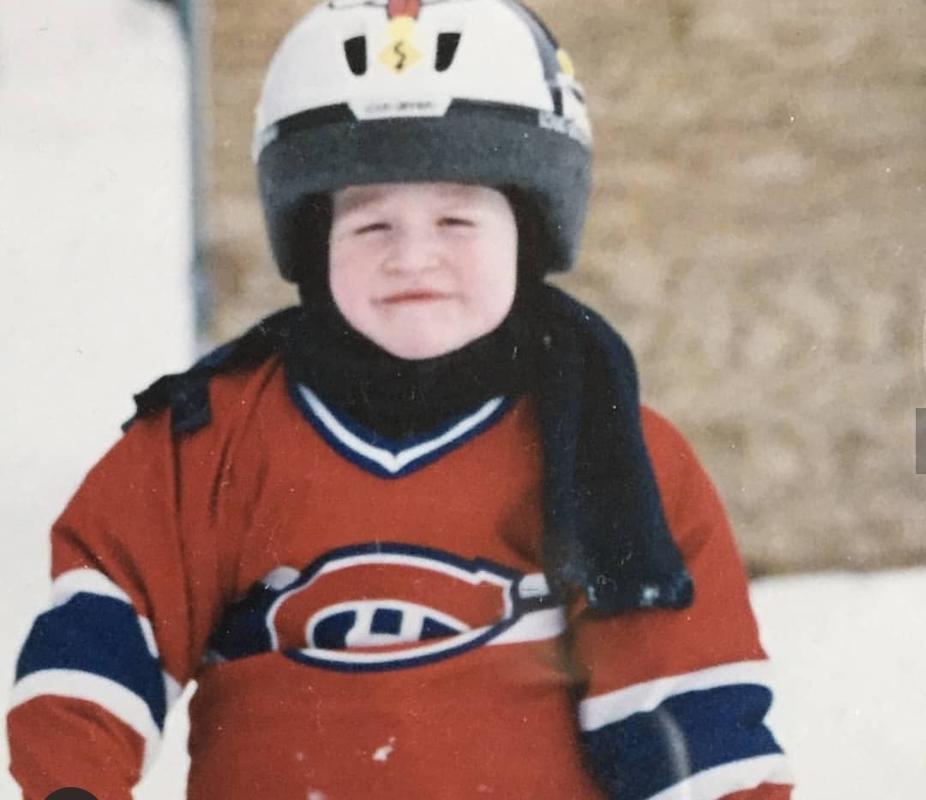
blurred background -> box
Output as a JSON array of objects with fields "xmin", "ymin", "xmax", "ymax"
[{"xmin": 1, "ymin": 0, "xmax": 924, "ymax": 797}]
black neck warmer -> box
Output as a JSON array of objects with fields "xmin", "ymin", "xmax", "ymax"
[
  {"xmin": 128, "ymin": 285, "xmax": 694, "ymax": 615},
  {"xmin": 284, "ymin": 284, "xmax": 536, "ymax": 441}
]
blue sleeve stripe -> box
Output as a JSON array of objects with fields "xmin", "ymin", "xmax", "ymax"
[
  {"xmin": 52, "ymin": 569, "xmax": 183, "ymax": 705},
  {"xmin": 580, "ymin": 659, "xmax": 772, "ymax": 732},
  {"xmin": 581, "ymin": 683, "xmax": 785, "ymax": 800},
  {"xmin": 15, "ymin": 592, "xmax": 167, "ymax": 730},
  {"xmin": 9, "ymin": 668, "xmax": 163, "ymax": 772},
  {"xmin": 52, "ymin": 569, "xmax": 174, "ymax": 670}
]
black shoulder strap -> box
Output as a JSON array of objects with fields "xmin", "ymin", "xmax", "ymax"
[{"xmin": 123, "ymin": 306, "xmax": 302, "ymax": 435}]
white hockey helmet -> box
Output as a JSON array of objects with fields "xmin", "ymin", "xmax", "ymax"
[{"xmin": 254, "ymin": 0, "xmax": 593, "ymax": 283}]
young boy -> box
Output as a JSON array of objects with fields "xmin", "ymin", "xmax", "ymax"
[{"xmin": 8, "ymin": 1, "xmax": 792, "ymax": 798}]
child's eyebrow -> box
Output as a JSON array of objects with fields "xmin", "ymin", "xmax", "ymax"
[
  {"xmin": 333, "ymin": 191, "xmax": 387, "ymax": 217},
  {"xmin": 334, "ymin": 185, "xmax": 488, "ymax": 217}
]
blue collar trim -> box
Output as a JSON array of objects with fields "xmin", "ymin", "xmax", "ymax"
[{"xmin": 289, "ymin": 381, "xmax": 513, "ymax": 479}]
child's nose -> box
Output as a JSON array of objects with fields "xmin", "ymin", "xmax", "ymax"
[{"xmin": 382, "ymin": 224, "xmax": 441, "ymax": 275}]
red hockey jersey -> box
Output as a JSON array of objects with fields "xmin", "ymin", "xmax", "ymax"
[{"xmin": 8, "ymin": 356, "xmax": 792, "ymax": 799}]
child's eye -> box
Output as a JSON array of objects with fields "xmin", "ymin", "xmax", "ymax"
[
  {"xmin": 438, "ymin": 216, "xmax": 475, "ymax": 228},
  {"xmin": 354, "ymin": 222, "xmax": 390, "ymax": 235}
]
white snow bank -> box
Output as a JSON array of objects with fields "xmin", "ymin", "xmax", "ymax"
[
  {"xmin": 0, "ymin": 0, "xmax": 192, "ymax": 547},
  {"xmin": 752, "ymin": 569, "xmax": 926, "ymax": 799},
  {"xmin": 0, "ymin": 1, "xmax": 192, "ymax": 795}
]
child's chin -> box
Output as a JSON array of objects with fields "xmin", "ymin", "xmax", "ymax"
[
  {"xmin": 383, "ymin": 340, "xmax": 458, "ymax": 361},
  {"xmin": 376, "ymin": 331, "xmax": 467, "ymax": 361}
]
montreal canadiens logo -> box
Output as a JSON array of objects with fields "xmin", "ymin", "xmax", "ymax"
[{"xmin": 265, "ymin": 544, "xmax": 529, "ymax": 671}]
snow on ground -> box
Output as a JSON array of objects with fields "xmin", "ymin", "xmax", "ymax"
[
  {"xmin": 1, "ymin": 1, "xmax": 924, "ymax": 798},
  {"xmin": 0, "ymin": 0, "xmax": 192, "ymax": 796},
  {"xmin": 752, "ymin": 569, "xmax": 926, "ymax": 799}
]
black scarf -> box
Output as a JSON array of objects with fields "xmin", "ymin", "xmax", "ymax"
[
  {"xmin": 128, "ymin": 285, "xmax": 693, "ymax": 614},
  {"xmin": 282, "ymin": 287, "xmax": 535, "ymax": 440}
]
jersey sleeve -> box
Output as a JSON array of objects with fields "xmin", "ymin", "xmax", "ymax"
[
  {"xmin": 7, "ymin": 411, "xmax": 227, "ymax": 799},
  {"xmin": 572, "ymin": 408, "xmax": 793, "ymax": 800}
]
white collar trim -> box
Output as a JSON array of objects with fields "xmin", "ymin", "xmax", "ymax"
[{"xmin": 296, "ymin": 384, "xmax": 506, "ymax": 476}]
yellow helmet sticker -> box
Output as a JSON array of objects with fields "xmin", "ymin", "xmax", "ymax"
[
  {"xmin": 380, "ymin": 16, "xmax": 423, "ymax": 74},
  {"xmin": 556, "ymin": 48, "xmax": 576, "ymax": 78}
]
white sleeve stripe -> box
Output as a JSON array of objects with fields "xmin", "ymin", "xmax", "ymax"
[
  {"xmin": 646, "ymin": 753, "xmax": 792, "ymax": 800},
  {"xmin": 579, "ymin": 660, "xmax": 772, "ymax": 732},
  {"xmin": 10, "ymin": 669, "xmax": 162, "ymax": 772},
  {"xmin": 53, "ymin": 567, "xmax": 132, "ymax": 607}
]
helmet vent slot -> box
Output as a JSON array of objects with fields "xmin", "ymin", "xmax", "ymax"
[
  {"xmin": 344, "ymin": 35, "xmax": 368, "ymax": 76},
  {"xmin": 435, "ymin": 32, "xmax": 461, "ymax": 72}
]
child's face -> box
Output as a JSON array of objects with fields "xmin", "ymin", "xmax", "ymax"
[{"xmin": 328, "ymin": 182, "xmax": 518, "ymax": 360}]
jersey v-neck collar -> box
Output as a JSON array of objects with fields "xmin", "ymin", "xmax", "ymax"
[{"xmin": 289, "ymin": 381, "xmax": 513, "ymax": 479}]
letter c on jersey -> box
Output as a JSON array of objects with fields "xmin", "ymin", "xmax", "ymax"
[{"xmin": 266, "ymin": 544, "xmax": 523, "ymax": 672}]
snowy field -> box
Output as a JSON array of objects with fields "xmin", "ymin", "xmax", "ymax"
[{"xmin": 1, "ymin": 1, "xmax": 924, "ymax": 797}]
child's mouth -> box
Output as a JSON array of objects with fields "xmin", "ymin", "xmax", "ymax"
[{"xmin": 378, "ymin": 290, "xmax": 451, "ymax": 305}]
